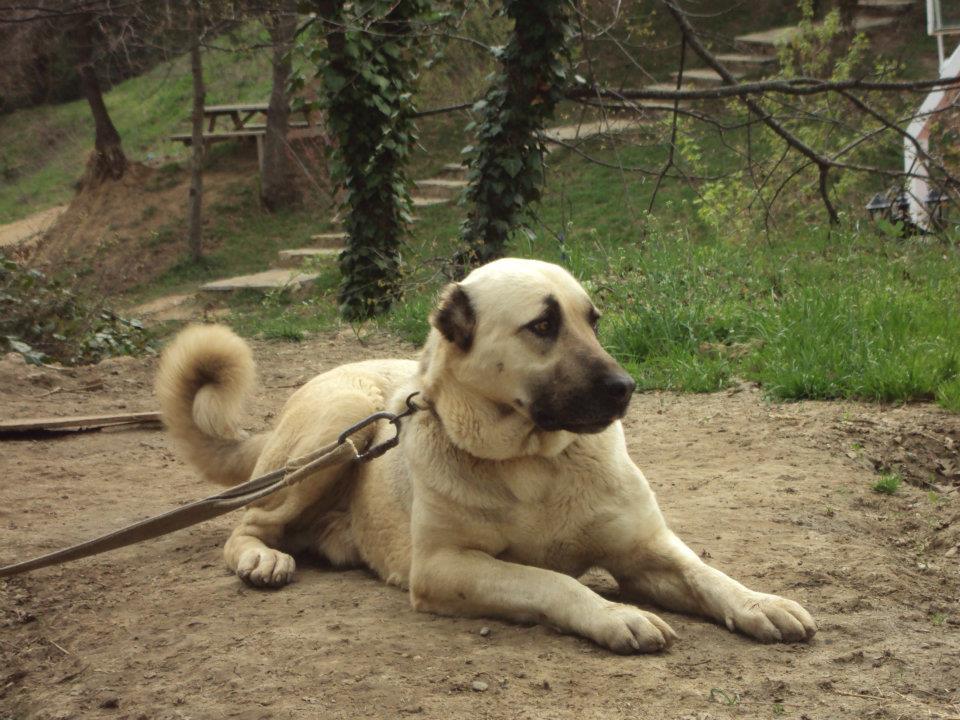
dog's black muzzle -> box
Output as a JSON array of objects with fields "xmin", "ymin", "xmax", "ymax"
[{"xmin": 531, "ymin": 369, "xmax": 636, "ymax": 434}]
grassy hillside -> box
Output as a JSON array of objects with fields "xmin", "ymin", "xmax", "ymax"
[
  {"xmin": 0, "ymin": 5, "xmax": 506, "ymax": 225},
  {"xmin": 0, "ymin": 26, "xmax": 274, "ymax": 224}
]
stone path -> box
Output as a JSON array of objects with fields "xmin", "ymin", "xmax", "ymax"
[
  {"xmin": 277, "ymin": 247, "xmax": 340, "ymax": 266},
  {"xmin": 737, "ymin": 15, "xmax": 895, "ymax": 47},
  {"xmin": 199, "ymin": 268, "xmax": 320, "ymax": 293},
  {"xmin": 543, "ymin": 118, "xmax": 645, "ymax": 145},
  {"xmin": 129, "ymin": 293, "xmax": 198, "ymax": 323},
  {"xmin": 0, "ymin": 205, "xmax": 67, "ymax": 249},
  {"xmin": 674, "ymin": 68, "xmax": 745, "ymax": 85},
  {"xmin": 665, "ymin": 0, "xmax": 911, "ymax": 87}
]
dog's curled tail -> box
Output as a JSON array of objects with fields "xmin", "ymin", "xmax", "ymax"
[{"xmin": 156, "ymin": 324, "xmax": 266, "ymax": 486}]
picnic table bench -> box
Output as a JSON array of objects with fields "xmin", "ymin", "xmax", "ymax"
[{"xmin": 168, "ymin": 101, "xmax": 320, "ymax": 173}]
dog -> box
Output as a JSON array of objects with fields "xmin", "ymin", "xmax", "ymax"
[{"xmin": 156, "ymin": 258, "xmax": 816, "ymax": 653}]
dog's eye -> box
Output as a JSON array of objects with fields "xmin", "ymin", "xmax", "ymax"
[
  {"xmin": 588, "ymin": 310, "xmax": 601, "ymax": 335},
  {"xmin": 530, "ymin": 319, "xmax": 553, "ymax": 337}
]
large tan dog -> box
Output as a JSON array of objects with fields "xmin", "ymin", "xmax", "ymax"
[{"xmin": 157, "ymin": 258, "xmax": 816, "ymax": 653}]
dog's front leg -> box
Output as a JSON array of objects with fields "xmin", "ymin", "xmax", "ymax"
[
  {"xmin": 410, "ymin": 547, "xmax": 677, "ymax": 654},
  {"xmin": 609, "ymin": 527, "xmax": 817, "ymax": 643}
]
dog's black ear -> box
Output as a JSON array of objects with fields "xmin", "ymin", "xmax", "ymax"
[{"xmin": 431, "ymin": 283, "xmax": 475, "ymax": 352}]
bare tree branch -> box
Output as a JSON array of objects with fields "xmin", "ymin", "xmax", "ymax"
[{"xmin": 663, "ymin": 0, "xmax": 841, "ymax": 222}]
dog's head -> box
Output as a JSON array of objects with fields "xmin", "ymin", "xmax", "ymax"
[{"xmin": 424, "ymin": 258, "xmax": 635, "ymax": 437}]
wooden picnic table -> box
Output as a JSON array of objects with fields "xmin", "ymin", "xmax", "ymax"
[
  {"xmin": 168, "ymin": 101, "xmax": 324, "ymax": 177},
  {"xmin": 169, "ymin": 102, "xmax": 314, "ymax": 145},
  {"xmin": 203, "ymin": 103, "xmax": 269, "ymax": 132}
]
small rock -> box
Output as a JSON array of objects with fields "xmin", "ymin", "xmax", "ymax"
[
  {"xmin": 479, "ymin": 626, "xmax": 491, "ymax": 637},
  {"xmin": 945, "ymin": 546, "xmax": 958, "ymax": 558},
  {"xmin": 471, "ymin": 681, "xmax": 488, "ymax": 692}
]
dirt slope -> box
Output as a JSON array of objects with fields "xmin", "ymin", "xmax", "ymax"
[
  {"xmin": 27, "ymin": 159, "xmax": 254, "ymax": 294},
  {"xmin": 1, "ymin": 333, "xmax": 958, "ymax": 720},
  {"xmin": 0, "ymin": 206, "xmax": 67, "ymax": 252}
]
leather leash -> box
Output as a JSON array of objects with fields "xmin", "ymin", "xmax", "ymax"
[{"xmin": 0, "ymin": 393, "xmax": 422, "ymax": 579}]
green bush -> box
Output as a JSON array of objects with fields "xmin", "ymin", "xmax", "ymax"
[{"xmin": 0, "ymin": 254, "xmax": 154, "ymax": 365}]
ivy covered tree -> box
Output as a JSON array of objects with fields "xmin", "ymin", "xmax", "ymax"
[
  {"xmin": 306, "ymin": 0, "xmax": 427, "ymax": 320},
  {"xmin": 457, "ymin": 0, "xmax": 572, "ymax": 271}
]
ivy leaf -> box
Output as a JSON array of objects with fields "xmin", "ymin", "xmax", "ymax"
[{"xmin": 500, "ymin": 157, "xmax": 523, "ymax": 178}]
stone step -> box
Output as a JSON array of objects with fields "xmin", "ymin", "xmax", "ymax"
[
  {"xmin": 200, "ymin": 269, "xmax": 319, "ymax": 293},
  {"xmin": 639, "ymin": 82, "xmax": 720, "ymax": 99},
  {"xmin": 858, "ymin": 0, "xmax": 913, "ymax": 12},
  {"xmin": 737, "ymin": 15, "xmax": 895, "ymax": 47},
  {"xmin": 277, "ymin": 247, "xmax": 341, "ymax": 268},
  {"xmin": 543, "ymin": 118, "xmax": 644, "ymax": 144},
  {"xmin": 412, "ymin": 196, "xmax": 450, "ymax": 208},
  {"xmin": 414, "ymin": 178, "xmax": 469, "ymax": 198},
  {"xmin": 673, "ymin": 68, "xmax": 745, "ymax": 85},
  {"xmin": 129, "ymin": 293, "xmax": 196, "ymax": 323},
  {"xmin": 309, "ymin": 232, "xmax": 347, "ymax": 248},
  {"xmin": 713, "ymin": 52, "xmax": 778, "ymax": 68},
  {"xmin": 441, "ymin": 162, "xmax": 468, "ymax": 177}
]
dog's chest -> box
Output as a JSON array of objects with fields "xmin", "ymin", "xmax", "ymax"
[{"xmin": 493, "ymin": 457, "xmax": 619, "ymax": 575}]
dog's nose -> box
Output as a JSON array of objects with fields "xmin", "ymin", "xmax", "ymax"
[{"xmin": 601, "ymin": 373, "xmax": 636, "ymax": 402}]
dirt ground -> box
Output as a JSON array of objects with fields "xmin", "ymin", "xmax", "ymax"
[
  {"xmin": 1, "ymin": 332, "xmax": 959, "ymax": 720},
  {"xmin": 0, "ymin": 207, "xmax": 67, "ymax": 252},
  {"xmin": 26, "ymin": 159, "xmax": 255, "ymax": 295}
]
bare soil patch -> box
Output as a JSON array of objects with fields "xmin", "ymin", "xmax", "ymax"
[
  {"xmin": 1, "ymin": 334, "xmax": 958, "ymax": 720},
  {"xmin": 0, "ymin": 206, "xmax": 67, "ymax": 252},
  {"xmin": 27, "ymin": 158, "xmax": 254, "ymax": 295}
]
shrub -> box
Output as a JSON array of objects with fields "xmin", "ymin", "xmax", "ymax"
[{"xmin": 0, "ymin": 254, "xmax": 154, "ymax": 365}]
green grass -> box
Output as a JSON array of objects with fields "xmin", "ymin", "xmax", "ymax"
[
  {"xmin": 369, "ymin": 132, "xmax": 960, "ymax": 412},
  {"xmin": 872, "ymin": 472, "xmax": 903, "ymax": 495}
]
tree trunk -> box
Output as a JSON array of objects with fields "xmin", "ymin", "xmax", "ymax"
[
  {"xmin": 74, "ymin": 12, "xmax": 126, "ymax": 185},
  {"xmin": 187, "ymin": 0, "xmax": 205, "ymax": 262},
  {"xmin": 260, "ymin": 1, "xmax": 301, "ymax": 211}
]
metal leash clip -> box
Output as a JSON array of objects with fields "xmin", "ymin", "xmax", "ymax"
[{"xmin": 337, "ymin": 391, "xmax": 422, "ymax": 463}]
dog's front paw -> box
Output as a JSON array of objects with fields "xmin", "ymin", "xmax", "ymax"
[
  {"xmin": 723, "ymin": 592, "xmax": 816, "ymax": 643},
  {"xmin": 236, "ymin": 548, "xmax": 295, "ymax": 588},
  {"xmin": 586, "ymin": 603, "xmax": 678, "ymax": 654}
]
